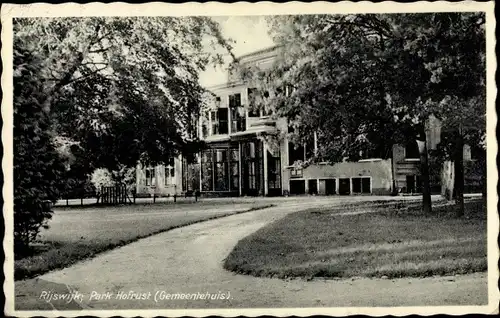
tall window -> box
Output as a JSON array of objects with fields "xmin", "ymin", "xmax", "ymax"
[
  {"xmin": 210, "ymin": 109, "xmax": 229, "ymax": 135},
  {"xmin": 247, "ymin": 143, "xmax": 257, "ymax": 190},
  {"xmin": 210, "ymin": 111, "xmax": 218, "ymax": 135},
  {"xmin": 231, "ymin": 107, "xmax": 246, "ymax": 132},
  {"xmin": 218, "ymin": 108, "xmax": 228, "ymax": 134},
  {"xmin": 145, "ymin": 167, "xmax": 155, "ymax": 186},
  {"xmin": 214, "ymin": 149, "xmax": 229, "ymax": 191},
  {"xmin": 261, "ymin": 91, "xmax": 272, "ymax": 116},
  {"xmin": 247, "ymin": 88, "xmax": 260, "ymax": 117},
  {"xmin": 201, "ymin": 150, "xmax": 213, "ymax": 191},
  {"xmin": 164, "ymin": 157, "xmax": 175, "ymax": 186},
  {"xmin": 268, "ymin": 150, "xmax": 281, "ymax": 189},
  {"xmin": 230, "ymin": 148, "xmax": 239, "ymax": 190},
  {"xmin": 201, "ymin": 148, "xmax": 234, "ymax": 191},
  {"xmin": 229, "ymin": 93, "xmax": 241, "ymax": 108}
]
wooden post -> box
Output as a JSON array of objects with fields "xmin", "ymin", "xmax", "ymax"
[
  {"xmin": 153, "ymin": 192, "xmax": 156, "ymax": 203},
  {"xmin": 263, "ymin": 142, "xmax": 269, "ymax": 196},
  {"xmin": 238, "ymin": 142, "xmax": 242, "ymax": 196},
  {"xmin": 66, "ymin": 197, "xmax": 69, "ymax": 206},
  {"xmin": 455, "ymin": 125, "xmax": 465, "ymax": 217},
  {"xmin": 418, "ymin": 134, "xmax": 432, "ymax": 215}
]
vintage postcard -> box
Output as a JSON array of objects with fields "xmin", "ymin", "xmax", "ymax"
[{"xmin": 2, "ymin": 1, "xmax": 498, "ymax": 317}]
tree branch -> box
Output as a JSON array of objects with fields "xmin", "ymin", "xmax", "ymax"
[
  {"xmin": 67, "ymin": 65, "xmax": 109, "ymax": 86},
  {"xmin": 89, "ymin": 46, "xmax": 112, "ymax": 54}
]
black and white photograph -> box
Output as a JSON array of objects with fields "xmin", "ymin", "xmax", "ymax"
[{"xmin": 2, "ymin": 1, "xmax": 498, "ymax": 316}]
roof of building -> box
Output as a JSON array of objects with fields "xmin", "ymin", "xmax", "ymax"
[{"xmin": 235, "ymin": 45, "xmax": 281, "ymax": 62}]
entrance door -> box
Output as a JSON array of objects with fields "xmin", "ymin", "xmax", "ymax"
[
  {"xmin": 325, "ymin": 179, "xmax": 336, "ymax": 195},
  {"xmin": 339, "ymin": 178, "xmax": 351, "ymax": 195},
  {"xmin": 308, "ymin": 179, "xmax": 318, "ymax": 195},
  {"xmin": 241, "ymin": 141, "xmax": 260, "ymax": 196}
]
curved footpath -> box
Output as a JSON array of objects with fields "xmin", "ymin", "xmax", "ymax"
[{"xmin": 15, "ymin": 196, "xmax": 488, "ymax": 310}]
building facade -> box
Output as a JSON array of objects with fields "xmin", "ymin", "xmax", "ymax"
[{"xmin": 135, "ymin": 46, "xmax": 479, "ymax": 197}]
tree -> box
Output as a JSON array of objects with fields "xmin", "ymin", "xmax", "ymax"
[
  {"xmin": 13, "ymin": 46, "xmax": 67, "ymax": 253},
  {"xmin": 13, "ymin": 17, "xmax": 233, "ymax": 249},
  {"xmin": 238, "ymin": 13, "xmax": 485, "ymax": 214}
]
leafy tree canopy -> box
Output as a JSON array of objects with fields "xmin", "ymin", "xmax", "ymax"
[
  {"xmin": 14, "ymin": 16, "xmax": 233, "ymax": 171},
  {"xmin": 238, "ymin": 13, "xmax": 485, "ymax": 163},
  {"xmin": 13, "ymin": 16, "xmax": 232, "ymax": 249}
]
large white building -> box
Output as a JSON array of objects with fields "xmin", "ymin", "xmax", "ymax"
[{"xmin": 136, "ymin": 46, "xmax": 480, "ymax": 197}]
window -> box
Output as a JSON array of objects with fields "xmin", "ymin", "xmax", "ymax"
[
  {"xmin": 231, "ymin": 107, "xmax": 246, "ymax": 132},
  {"xmin": 210, "ymin": 109, "xmax": 228, "ymax": 135},
  {"xmin": 230, "ymin": 148, "xmax": 239, "ymax": 190},
  {"xmin": 268, "ymin": 150, "xmax": 281, "ymax": 190},
  {"xmin": 352, "ymin": 177, "xmax": 371, "ymax": 194},
  {"xmin": 243, "ymin": 142, "xmax": 257, "ymax": 192},
  {"xmin": 210, "ymin": 111, "xmax": 218, "ymax": 135},
  {"xmin": 201, "ymin": 150, "xmax": 213, "ymax": 191},
  {"xmin": 229, "ymin": 93, "xmax": 241, "ymax": 108},
  {"xmin": 261, "ymin": 91, "xmax": 272, "ymax": 116},
  {"xmin": 405, "ymin": 141, "xmax": 420, "ymax": 159},
  {"xmin": 201, "ymin": 148, "xmax": 233, "ymax": 191},
  {"xmin": 214, "ymin": 149, "xmax": 229, "ymax": 191},
  {"xmin": 290, "ymin": 167, "xmax": 303, "ymax": 178},
  {"xmin": 352, "ymin": 178, "xmax": 362, "ymax": 193},
  {"xmin": 339, "ymin": 178, "xmax": 351, "ymax": 195},
  {"xmin": 247, "ymin": 88, "xmax": 260, "ymax": 117},
  {"xmin": 308, "ymin": 179, "xmax": 318, "ymax": 195},
  {"xmin": 362, "ymin": 177, "xmax": 371, "ymax": 193},
  {"xmin": 218, "ymin": 108, "xmax": 228, "ymax": 134},
  {"xmin": 145, "ymin": 167, "xmax": 155, "ymax": 186},
  {"xmin": 322, "ymin": 179, "xmax": 336, "ymax": 195},
  {"xmin": 290, "ymin": 180, "xmax": 305, "ymax": 195},
  {"xmin": 164, "ymin": 158, "xmax": 175, "ymax": 186},
  {"xmin": 230, "ymin": 93, "xmax": 246, "ymax": 132}
]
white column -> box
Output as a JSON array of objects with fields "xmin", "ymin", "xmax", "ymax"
[
  {"xmin": 238, "ymin": 142, "xmax": 242, "ymax": 196},
  {"xmin": 228, "ymin": 106, "xmax": 232, "ymax": 135},
  {"xmin": 208, "ymin": 111, "xmax": 213, "ymax": 136},
  {"xmin": 314, "ymin": 131, "xmax": 318, "ymax": 156},
  {"xmin": 198, "ymin": 153, "xmax": 202, "ymax": 192},
  {"xmin": 198, "ymin": 112, "xmax": 203, "ymax": 139},
  {"xmin": 335, "ymin": 178, "xmax": 340, "ymax": 194},
  {"xmin": 349, "ymin": 178, "xmax": 353, "ymax": 195},
  {"xmin": 263, "ymin": 142, "xmax": 269, "ymax": 196}
]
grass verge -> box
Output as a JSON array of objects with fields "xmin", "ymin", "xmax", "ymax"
[
  {"xmin": 15, "ymin": 204, "xmax": 274, "ymax": 280},
  {"xmin": 223, "ymin": 200, "xmax": 486, "ymax": 279}
]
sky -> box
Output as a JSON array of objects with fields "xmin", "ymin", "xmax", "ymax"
[{"xmin": 199, "ymin": 16, "xmax": 275, "ymax": 88}]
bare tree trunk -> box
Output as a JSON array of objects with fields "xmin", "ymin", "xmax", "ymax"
[
  {"xmin": 419, "ymin": 136, "xmax": 432, "ymax": 215},
  {"xmin": 454, "ymin": 127, "xmax": 465, "ymax": 217}
]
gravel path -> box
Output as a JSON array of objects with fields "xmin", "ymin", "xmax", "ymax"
[{"xmin": 15, "ymin": 196, "xmax": 488, "ymax": 311}]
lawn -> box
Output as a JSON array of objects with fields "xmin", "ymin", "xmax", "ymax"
[
  {"xmin": 15, "ymin": 201, "xmax": 273, "ymax": 280},
  {"xmin": 223, "ymin": 200, "xmax": 487, "ymax": 279}
]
